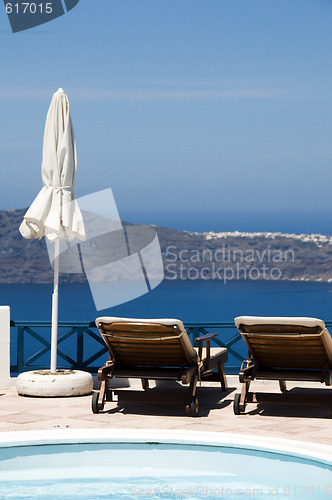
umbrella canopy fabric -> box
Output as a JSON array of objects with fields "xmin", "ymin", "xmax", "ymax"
[
  {"xmin": 19, "ymin": 88, "xmax": 86, "ymax": 243},
  {"xmin": 19, "ymin": 88, "xmax": 86, "ymax": 373}
]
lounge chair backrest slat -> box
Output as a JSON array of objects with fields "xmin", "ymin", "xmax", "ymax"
[
  {"xmin": 244, "ymin": 334, "xmax": 327, "ymax": 369},
  {"xmin": 234, "ymin": 316, "xmax": 332, "ymax": 370},
  {"xmin": 96, "ymin": 318, "xmax": 197, "ymax": 367}
]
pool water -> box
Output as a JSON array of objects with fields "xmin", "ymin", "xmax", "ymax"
[{"xmin": 0, "ymin": 441, "xmax": 331, "ymax": 499}]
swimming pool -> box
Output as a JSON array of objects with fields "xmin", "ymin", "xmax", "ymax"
[{"xmin": 0, "ymin": 430, "xmax": 331, "ymax": 499}]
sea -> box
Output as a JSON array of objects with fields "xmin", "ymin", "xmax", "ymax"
[
  {"xmin": 4, "ymin": 279, "xmax": 332, "ymax": 373},
  {"xmin": 2, "ymin": 279, "xmax": 332, "ymax": 324}
]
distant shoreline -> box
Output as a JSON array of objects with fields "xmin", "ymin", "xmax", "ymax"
[{"xmin": 1, "ymin": 209, "xmax": 332, "ymax": 284}]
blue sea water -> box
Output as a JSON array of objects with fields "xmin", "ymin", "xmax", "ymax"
[
  {"xmin": 2, "ymin": 279, "xmax": 332, "ymax": 323},
  {"xmin": 4, "ymin": 279, "xmax": 332, "ymax": 372}
]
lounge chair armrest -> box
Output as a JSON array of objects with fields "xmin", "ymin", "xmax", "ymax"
[
  {"xmin": 97, "ymin": 361, "xmax": 115, "ymax": 381},
  {"xmin": 194, "ymin": 333, "xmax": 218, "ymax": 342},
  {"xmin": 239, "ymin": 361, "xmax": 255, "ymax": 383},
  {"xmin": 195, "ymin": 333, "xmax": 218, "ymax": 371}
]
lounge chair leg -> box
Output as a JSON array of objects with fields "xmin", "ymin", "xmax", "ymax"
[
  {"xmin": 279, "ymin": 380, "xmax": 287, "ymax": 392},
  {"xmin": 98, "ymin": 379, "xmax": 109, "ymax": 408},
  {"xmin": 234, "ymin": 380, "xmax": 250, "ymax": 415},
  {"xmin": 186, "ymin": 374, "xmax": 199, "ymax": 417},
  {"xmin": 239, "ymin": 380, "xmax": 250, "ymax": 411},
  {"xmin": 141, "ymin": 379, "xmax": 149, "ymax": 390},
  {"xmin": 217, "ymin": 362, "xmax": 228, "ymax": 391},
  {"xmin": 92, "ymin": 379, "xmax": 109, "ymax": 414},
  {"xmin": 188, "ymin": 374, "xmax": 198, "ymax": 399}
]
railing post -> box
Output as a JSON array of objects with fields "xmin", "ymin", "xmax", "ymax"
[
  {"xmin": 192, "ymin": 327, "xmax": 201, "ymax": 347},
  {"xmin": 77, "ymin": 326, "xmax": 84, "ymax": 367},
  {"xmin": 17, "ymin": 325, "xmax": 25, "ymax": 374}
]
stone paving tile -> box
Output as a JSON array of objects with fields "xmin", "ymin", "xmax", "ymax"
[
  {"xmin": 0, "ymin": 412, "xmax": 55, "ymax": 424},
  {"xmin": 12, "ymin": 418, "xmax": 112, "ymax": 431},
  {"xmin": 1, "ymin": 382, "xmax": 332, "ymax": 447},
  {"xmin": 0, "ymin": 395, "xmax": 49, "ymax": 411},
  {"xmin": 312, "ymin": 435, "xmax": 332, "ymax": 446},
  {"xmin": 31, "ymin": 403, "xmax": 91, "ymax": 418}
]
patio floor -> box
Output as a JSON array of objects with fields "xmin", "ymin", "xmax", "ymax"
[{"xmin": 1, "ymin": 376, "xmax": 332, "ymax": 446}]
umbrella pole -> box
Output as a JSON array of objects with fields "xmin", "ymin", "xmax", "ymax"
[{"xmin": 50, "ymin": 239, "xmax": 60, "ymax": 373}]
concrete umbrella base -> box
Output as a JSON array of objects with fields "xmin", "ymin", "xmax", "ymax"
[{"xmin": 16, "ymin": 370, "xmax": 93, "ymax": 397}]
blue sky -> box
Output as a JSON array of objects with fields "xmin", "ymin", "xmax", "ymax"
[{"xmin": 1, "ymin": 0, "xmax": 332, "ymax": 233}]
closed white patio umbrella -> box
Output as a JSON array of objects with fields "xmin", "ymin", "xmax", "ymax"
[{"xmin": 19, "ymin": 88, "xmax": 86, "ymax": 375}]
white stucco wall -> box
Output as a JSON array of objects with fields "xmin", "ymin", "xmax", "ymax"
[{"xmin": 0, "ymin": 306, "xmax": 12, "ymax": 388}]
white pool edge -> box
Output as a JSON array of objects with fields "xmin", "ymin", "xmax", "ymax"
[{"xmin": 0, "ymin": 429, "xmax": 331, "ymax": 467}]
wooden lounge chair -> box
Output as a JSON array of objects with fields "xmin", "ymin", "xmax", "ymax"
[
  {"xmin": 233, "ymin": 316, "xmax": 332, "ymax": 415},
  {"xmin": 92, "ymin": 317, "xmax": 228, "ymax": 416}
]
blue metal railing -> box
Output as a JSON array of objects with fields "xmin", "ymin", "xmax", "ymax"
[
  {"xmin": 9, "ymin": 320, "xmax": 254, "ymax": 375},
  {"xmin": 10, "ymin": 321, "xmax": 107, "ymax": 375}
]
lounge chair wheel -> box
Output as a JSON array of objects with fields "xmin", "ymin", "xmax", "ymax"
[
  {"xmin": 92, "ymin": 391, "xmax": 101, "ymax": 414},
  {"xmin": 233, "ymin": 393, "xmax": 243, "ymax": 415},
  {"xmin": 186, "ymin": 397, "xmax": 199, "ymax": 417}
]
